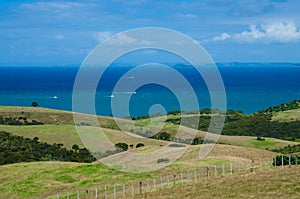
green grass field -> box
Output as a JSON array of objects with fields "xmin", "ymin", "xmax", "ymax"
[
  {"xmin": 0, "ymin": 161, "xmax": 158, "ymax": 199},
  {"xmin": 0, "ymin": 105, "xmax": 299, "ymax": 198},
  {"xmin": 0, "ymin": 143, "xmax": 278, "ymax": 199}
]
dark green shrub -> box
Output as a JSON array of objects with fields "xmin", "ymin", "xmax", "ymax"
[
  {"xmin": 115, "ymin": 143, "xmax": 128, "ymax": 151},
  {"xmin": 136, "ymin": 143, "xmax": 144, "ymax": 148},
  {"xmin": 256, "ymin": 137, "xmax": 265, "ymax": 141},
  {"xmin": 157, "ymin": 158, "xmax": 170, "ymax": 163}
]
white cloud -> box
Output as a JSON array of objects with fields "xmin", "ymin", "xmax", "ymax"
[
  {"xmin": 211, "ymin": 22, "xmax": 300, "ymax": 43},
  {"xmin": 262, "ymin": 22, "xmax": 300, "ymax": 42},
  {"xmin": 212, "ymin": 33, "xmax": 231, "ymax": 41},
  {"xmin": 108, "ymin": 33, "xmax": 137, "ymax": 46},
  {"xmin": 235, "ymin": 25, "xmax": 265, "ymax": 41},
  {"xmin": 180, "ymin": 13, "xmax": 198, "ymax": 19},
  {"xmin": 94, "ymin": 31, "xmax": 112, "ymax": 42},
  {"xmin": 235, "ymin": 22, "xmax": 300, "ymax": 42},
  {"xmin": 106, "ymin": 33, "xmax": 152, "ymax": 46}
]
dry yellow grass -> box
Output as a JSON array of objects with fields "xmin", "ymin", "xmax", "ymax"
[
  {"xmin": 272, "ymin": 108, "xmax": 300, "ymax": 122},
  {"xmin": 133, "ymin": 166, "xmax": 300, "ymax": 199}
]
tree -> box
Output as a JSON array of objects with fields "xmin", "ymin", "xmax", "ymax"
[
  {"xmin": 136, "ymin": 143, "xmax": 144, "ymax": 148},
  {"xmin": 72, "ymin": 144, "xmax": 79, "ymax": 151},
  {"xmin": 151, "ymin": 132, "xmax": 171, "ymax": 141},
  {"xmin": 32, "ymin": 102, "xmax": 38, "ymax": 107},
  {"xmin": 115, "ymin": 143, "xmax": 128, "ymax": 151}
]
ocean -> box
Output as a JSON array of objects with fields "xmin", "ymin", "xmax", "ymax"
[{"xmin": 0, "ymin": 63, "xmax": 300, "ymax": 117}]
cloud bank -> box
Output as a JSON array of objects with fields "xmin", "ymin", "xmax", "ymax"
[{"xmin": 212, "ymin": 22, "xmax": 300, "ymax": 43}]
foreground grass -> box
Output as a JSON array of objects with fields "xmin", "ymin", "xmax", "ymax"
[
  {"xmin": 134, "ymin": 166, "xmax": 300, "ymax": 199},
  {"xmin": 0, "ymin": 144, "xmax": 277, "ymax": 199},
  {"xmin": 0, "ymin": 162, "xmax": 158, "ymax": 199}
]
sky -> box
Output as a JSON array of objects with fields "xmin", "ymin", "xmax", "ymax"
[{"xmin": 0, "ymin": 0, "xmax": 300, "ymax": 66}]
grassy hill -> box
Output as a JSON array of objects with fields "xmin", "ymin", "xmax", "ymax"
[
  {"xmin": 0, "ymin": 104, "xmax": 299, "ymax": 198},
  {"xmin": 0, "ymin": 106, "xmax": 298, "ymax": 151},
  {"xmin": 135, "ymin": 166, "xmax": 300, "ymax": 199},
  {"xmin": 0, "ymin": 144, "xmax": 277, "ymax": 199},
  {"xmin": 272, "ymin": 108, "xmax": 300, "ymax": 122}
]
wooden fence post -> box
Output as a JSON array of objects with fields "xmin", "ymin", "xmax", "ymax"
[
  {"xmin": 95, "ymin": 188, "xmax": 97, "ymax": 199},
  {"xmin": 160, "ymin": 176, "xmax": 163, "ymax": 189},
  {"xmin": 222, "ymin": 164, "xmax": 225, "ymax": 176},
  {"xmin": 180, "ymin": 172, "xmax": 183, "ymax": 186},
  {"xmin": 104, "ymin": 185, "xmax": 107, "ymax": 199},
  {"xmin": 206, "ymin": 167, "xmax": 210, "ymax": 180},
  {"xmin": 173, "ymin": 174, "xmax": 176, "ymax": 186},
  {"xmin": 139, "ymin": 181, "xmax": 142, "ymax": 194},
  {"xmin": 131, "ymin": 182, "xmax": 135, "ymax": 196},
  {"xmin": 147, "ymin": 179, "xmax": 150, "ymax": 192},
  {"xmin": 187, "ymin": 171, "xmax": 190, "ymax": 181},
  {"xmin": 167, "ymin": 176, "xmax": 170, "ymax": 187},
  {"xmin": 194, "ymin": 170, "xmax": 197, "ymax": 182},
  {"xmin": 214, "ymin": 165, "xmax": 217, "ymax": 178},
  {"xmin": 85, "ymin": 190, "xmax": 88, "ymax": 199},
  {"xmin": 122, "ymin": 184, "xmax": 125, "ymax": 196},
  {"xmin": 259, "ymin": 159, "xmax": 262, "ymax": 168},
  {"xmin": 200, "ymin": 167, "xmax": 203, "ymax": 179},
  {"xmin": 230, "ymin": 162, "xmax": 233, "ymax": 174},
  {"xmin": 67, "ymin": 192, "xmax": 70, "ymax": 199},
  {"xmin": 77, "ymin": 191, "xmax": 79, "ymax": 199},
  {"xmin": 113, "ymin": 185, "xmax": 116, "ymax": 199},
  {"xmin": 153, "ymin": 179, "xmax": 156, "ymax": 191},
  {"xmin": 282, "ymin": 155, "xmax": 284, "ymax": 167}
]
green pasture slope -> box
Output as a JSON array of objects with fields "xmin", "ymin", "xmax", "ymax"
[{"xmin": 0, "ymin": 103, "xmax": 299, "ymax": 198}]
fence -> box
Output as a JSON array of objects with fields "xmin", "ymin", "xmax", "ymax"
[{"xmin": 40, "ymin": 154, "xmax": 298, "ymax": 199}]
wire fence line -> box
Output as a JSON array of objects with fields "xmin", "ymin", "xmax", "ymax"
[{"xmin": 40, "ymin": 155, "xmax": 299, "ymax": 199}]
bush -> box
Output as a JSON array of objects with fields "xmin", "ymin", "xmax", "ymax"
[
  {"xmin": 192, "ymin": 137, "xmax": 203, "ymax": 145},
  {"xmin": 136, "ymin": 143, "xmax": 144, "ymax": 148},
  {"xmin": 150, "ymin": 132, "xmax": 171, "ymax": 141},
  {"xmin": 115, "ymin": 143, "xmax": 128, "ymax": 151},
  {"xmin": 169, "ymin": 143, "xmax": 185, "ymax": 147},
  {"xmin": 31, "ymin": 101, "xmax": 38, "ymax": 107},
  {"xmin": 157, "ymin": 158, "xmax": 170, "ymax": 163},
  {"xmin": 167, "ymin": 110, "xmax": 181, "ymax": 115},
  {"xmin": 256, "ymin": 137, "xmax": 265, "ymax": 141}
]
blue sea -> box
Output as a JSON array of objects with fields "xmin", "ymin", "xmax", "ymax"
[{"xmin": 0, "ymin": 63, "xmax": 300, "ymax": 117}]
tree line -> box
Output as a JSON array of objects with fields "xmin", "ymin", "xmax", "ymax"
[
  {"xmin": 258, "ymin": 100, "xmax": 300, "ymax": 113},
  {"xmin": 0, "ymin": 131, "xmax": 95, "ymax": 165},
  {"xmin": 166, "ymin": 110, "xmax": 300, "ymax": 141},
  {"xmin": 0, "ymin": 116, "xmax": 43, "ymax": 125}
]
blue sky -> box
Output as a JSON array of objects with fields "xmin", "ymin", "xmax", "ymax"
[{"xmin": 0, "ymin": 0, "xmax": 300, "ymax": 66}]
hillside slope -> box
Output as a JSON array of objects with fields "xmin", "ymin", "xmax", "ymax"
[
  {"xmin": 0, "ymin": 144, "xmax": 277, "ymax": 199},
  {"xmin": 134, "ymin": 166, "xmax": 300, "ymax": 199}
]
